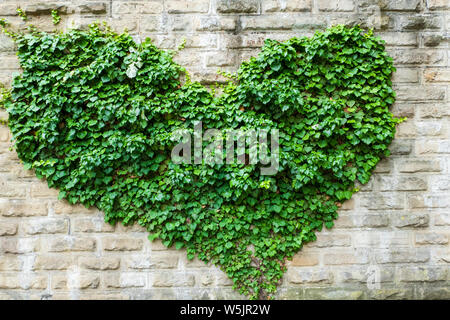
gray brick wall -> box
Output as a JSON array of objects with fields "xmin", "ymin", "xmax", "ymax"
[{"xmin": 0, "ymin": 0, "xmax": 448, "ymax": 299}]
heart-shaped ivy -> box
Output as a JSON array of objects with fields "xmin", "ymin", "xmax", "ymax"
[{"xmin": 1, "ymin": 23, "xmax": 401, "ymax": 299}]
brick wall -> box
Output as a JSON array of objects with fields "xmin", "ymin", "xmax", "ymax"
[{"xmin": 0, "ymin": 0, "xmax": 448, "ymax": 299}]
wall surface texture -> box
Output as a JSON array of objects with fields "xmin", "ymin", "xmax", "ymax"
[{"xmin": 0, "ymin": 0, "xmax": 449, "ymax": 300}]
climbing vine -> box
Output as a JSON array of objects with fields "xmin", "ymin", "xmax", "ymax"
[{"xmin": 0, "ymin": 21, "xmax": 402, "ymax": 299}]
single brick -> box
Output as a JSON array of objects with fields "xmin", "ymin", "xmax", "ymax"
[
  {"xmin": 415, "ymin": 232, "xmax": 448, "ymax": 245},
  {"xmin": 23, "ymin": 218, "xmax": 69, "ymax": 235},
  {"xmin": 396, "ymin": 86, "xmax": 446, "ymax": 101},
  {"xmin": 397, "ymin": 159, "xmax": 441, "ymax": 173},
  {"xmin": 195, "ymin": 16, "xmax": 237, "ymax": 31},
  {"xmin": 47, "ymin": 237, "xmax": 97, "ymax": 252},
  {"xmin": 72, "ymin": 217, "xmax": 115, "ymax": 233},
  {"xmin": 375, "ymin": 248, "xmax": 430, "ymax": 263},
  {"xmin": 216, "ymin": 0, "xmax": 258, "ymax": 13},
  {"xmin": 0, "ymin": 256, "xmax": 23, "ymax": 271},
  {"xmin": 426, "ymin": 0, "xmax": 450, "ymax": 10},
  {"xmin": 435, "ymin": 213, "xmax": 450, "ymax": 226},
  {"xmin": 392, "ymin": 213, "xmax": 430, "ymax": 228},
  {"xmin": 380, "ymin": 0, "xmax": 421, "ymax": 11},
  {"xmin": 166, "ymin": 0, "xmax": 210, "ymax": 13},
  {"xmin": 262, "ymin": 0, "xmax": 311, "ymax": 12},
  {"xmin": 79, "ymin": 257, "xmax": 120, "ymax": 270},
  {"xmin": 306, "ymin": 234, "xmax": 351, "ymax": 247},
  {"xmin": 360, "ymin": 193, "xmax": 404, "ymax": 210},
  {"xmin": 392, "ymin": 68, "xmax": 419, "ymax": 83},
  {"xmin": 1, "ymin": 238, "xmax": 40, "ymax": 254},
  {"xmin": 399, "ymin": 266, "xmax": 448, "ymax": 282},
  {"xmin": 424, "ymin": 69, "xmax": 450, "ymax": 82},
  {"xmin": 126, "ymin": 253, "xmax": 179, "ymax": 269},
  {"xmin": 288, "ymin": 269, "xmax": 333, "ymax": 284},
  {"xmin": 152, "ymin": 272, "xmax": 195, "ymax": 287},
  {"xmin": 0, "ymin": 200, "xmax": 48, "ymax": 217},
  {"xmin": 34, "ymin": 255, "xmax": 73, "ymax": 270},
  {"xmin": 102, "ymin": 238, "xmax": 143, "ymax": 251},
  {"xmin": 323, "ymin": 250, "xmax": 368, "ymax": 265},
  {"xmin": 104, "ymin": 273, "xmax": 146, "ymax": 288},
  {"xmin": 289, "ymin": 252, "xmax": 320, "ymax": 266},
  {"xmin": 317, "ymin": 0, "xmax": 354, "ymax": 12},
  {"xmin": 396, "ymin": 14, "xmax": 443, "ymax": 30},
  {"xmin": 0, "ymin": 222, "xmax": 18, "ymax": 236}
]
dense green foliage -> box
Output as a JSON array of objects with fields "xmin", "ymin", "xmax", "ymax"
[{"xmin": 2, "ymin": 24, "xmax": 401, "ymax": 299}]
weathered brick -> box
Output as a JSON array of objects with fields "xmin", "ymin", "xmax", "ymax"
[
  {"xmin": 48, "ymin": 237, "xmax": 97, "ymax": 252},
  {"xmin": 0, "ymin": 255, "xmax": 22, "ymax": 271},
  {"xmin": 79, "ymin": 257, "xmax": 120, "ymax": 270},
  {"xmin": 1, "ymin": 238, "xmax": 40, "ymax": 254},
  {"xmin": 262, "ymin": 0, "xmax": 311, "ymax": 12},
  {"xmin": 306, "ymin": 234, "xmax": 351, "ymax": 247},
  {"xmin": 34, "ymin": 255, "xmax": 73, "ymax": 270},
  {"xmin": 352, "ymin": 231, "xmax": 411, "ymax": 248},
  {"xmin": 30, "ymin": 183, "xmax": 60, "ymax": 198},
  {"xmin": 415, "ymin": 232, "xmax": 448, "ymax": 245},
  {"xmin": 399, "ymin": 266, "xmax": 448, "ymax": 282},
  {"xmin": 166, "ymin": 0, "xmax": 209, "ymax": 13},
  {"xmin": 102, "ymin": 238, "xmax": 143, "ymax": 251},
  {"xmin": 375, "ymin": 249, "xmax": 430, "ymax": 263},
  {"xmin": 0, "ymin": 222, "xmax": 18, "ymax": 236},
  {"xmin": 390, "ymin": 49, "xmax": 445, "ymax": 65},
  {"xmin": 289, "ymin": 252, "xmax": 319, "ymax": 266},
  {"xmin": 407, "ymin": 194, "xmax": 449, "ymax": 209},
  {"xmin": 23, "ymin": 218, "xmax": 68, "ymax": 235},
  {"xmin": 376, "ymin": 176, "xmax": 428, "ymax": 191},
  {"xmin": 206, "ymin": 51, "xmax": 237, "ymax": 67},
  {"xmin": 415, "ymin": 139, "xmax": 439, "ymax": 155},
  {"xmin": 426, "ymin": 0, "xmax": 450, "ymax": 10},
  {"xmin": 0, "ymin": 180, "xmax": 27, "ymax": 198},
  {"xmin": 0, "ymin": 4, "xmax": 18, "ymax": 16},
  {"xmin": 72, "ymin": 217, "xmax": 115, "ymax": 233},
  {"xmin": 23, "ymin": 2, "xmax": 70, "ymax": 15},
  {"xmin": 216, "ymin": 0, "xmax": 258, "ymax": 13},
  {"xmin": 424, "ymin": 69, "xmax": 450, "ymax": 82},
  {"xmin": 339, "ymin": 266, "xmax": 395, "ymax": 283},
  {"xmin": 113, "ymin": 1, "xmax": 164, "ymax": 14},
  {"xmin": 324, "ymin": 250, "xmax": 368, "ymax": 265},
  {"xmin": 0, "ymin": 274, "xmax": 47, "ymax": 289},
  {"xmin": 389, "ymin": 139, "xmax": 413, "ymax": 155},
  {"xmin": 152, "ymin": 272, "xmax": 195, "ymax": 287},
  {"xmin": 435, "ymin": 213, "xmax": 450, "ymax": 226},
  {"xmin": 422, "ymin": 33, "xmax": 446, "ymax": 47},
  {"xmin": 139, "ymin": 16, "xmax": 161, "ymax": 32},
  {"xmin": 353, "ymin": 214, "xmax": 390, "ymax": 228},
  {"xmin": 75, "ymin": 2, "xmax": 108, "ymax": 14},
  {"xmin": 53, "ymin": 274, "xmax": 100, "ymax": 289},
  {"xmin": 397, "ymin": 159, "xmax": 441, "ymax": 173},
  {"xmin": 288, "ymin": 269, "xmax": 333, "ymax": 284},
  {"xmin": 317, "ymin": 0, "xmax": 354, "ymax": 12},
  {"xmin": 380, "ymin": 0, "xmax": 421, "ymax": 11},
  {"xmin": 392, "ymin": 68, "xmax": 419, "ymax": 83},
  {"xmin": 104, "ymin": 273, "xmax": 146, "ymax": 288},
  {"xmin": 194, "ymin": 16, "xmax": 237, "ymax": 31},
  {"xmin": 0, "ymin": 34, "xmax": 16, "ymax": 52},
  {"xmin": 379, "ymin": 32, "xmax": 417, "ymax": 46},
  {"xmin": 396, "ymin": 86, "xmax": 446, "ymax": 101},
  {"xmin": 396, "ymin": 14, "xmax": 443, "ymax": 30},
  {"xmin": 391, "ymin": 104, "xmax": 415, "ymax": 118},
  {"xmin": 0, "ymin": 200, "xmax": 48, "ymax": 217},
  {"xmin": 360, "ymin": 193, "xmax": 404, "ymax": 210},
  {"xmin": 393, "ymin": 213, "xmax": 429, "ymax": 228},
  {"xmin": 127, "ymin": 253, "xmax": 179, "ymax": 269}
]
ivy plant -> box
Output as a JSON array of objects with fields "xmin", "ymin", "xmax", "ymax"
[{"xmin": 0, "ymin": 22, "xmax": 402, "ymax": 299}]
